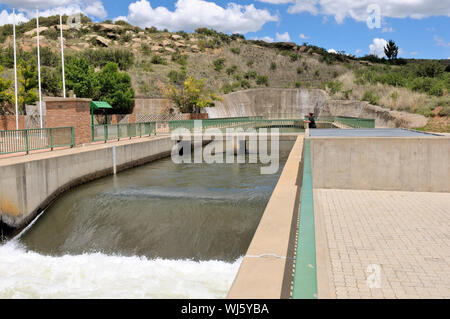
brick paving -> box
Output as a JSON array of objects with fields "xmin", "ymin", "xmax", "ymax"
[{"xmin": 315, "ymin": 189, "xmax": 450, "ymax": 299}]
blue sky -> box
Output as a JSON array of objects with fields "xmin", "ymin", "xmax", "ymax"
[{"xmin": 0, "ymin": 0, "xmax": 449, "ymax": 59}]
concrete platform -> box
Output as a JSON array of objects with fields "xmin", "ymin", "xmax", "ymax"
[
  {"xmin": 314, "ymin": 188, "xmax": 450, "ymax": 299},
  {"xmin": 309, "ymin": 128, "xmax": 441, "ymax": 137}
]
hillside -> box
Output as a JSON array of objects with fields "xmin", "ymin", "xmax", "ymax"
[{"xmin": 0, "ymin": 15, "xmax": 449, "ymax": 132}]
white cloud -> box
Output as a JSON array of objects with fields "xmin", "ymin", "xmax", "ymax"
[
  {"xmin": 410, "ymin": 51, "xmax": 419, "ymax": 56},
  {"xmin": 434, "ymin": 35, "xmax": 450, "ymax": 48},
  {"xmin": 355, "ymin": 49, "xmax": 361, "ymax": 54},
  {"xmin": 276, "ymin": 31, "xmax": 290, "ymax": 42},
  {"xmin": 258, "ymin": 0, "xmax": 450, "ymax": 23},
  {"xmin": 84, "ymin": 1, "xmax": 107, "ymax": 19},
  {"xmin": 382, "ymin": 27, "xmax": 394, "ymax": 33},
  {"xmin": 369, "ymin": 38, "xmax": 387, "ymax": 58},
  {"xmin": 113, "ymin": 16, "xmax": 129, "ymax": 23},
  {"xmin": 327, "ymin": 48, "xmax": 338, "ymax": 54},
  {"xmin": 0, "ymin": 9, "xmax": 29, "ymax": 26},
  {"xmin": 124, "ymin": 0, "xmax": 278, "ymax": 34},
  {"xmin": 0, "ymin": 0, "xmax": 107, "ymax": 19},
  {"xmin": 251, "ymin": 36, "xmax": 274, "ymax": 43},
  {"xmin": 299, "ymin": 33, "xmax": 309, "ymax": 39}
]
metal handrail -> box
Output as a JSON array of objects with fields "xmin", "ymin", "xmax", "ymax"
[{"xmin": 0, "ymin": 127, "xmax": 75, "ymax": 155}]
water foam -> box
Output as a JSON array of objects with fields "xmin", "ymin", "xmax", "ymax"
[{"xmin": 0, "ymin": 241, "xmax": 242, "ymax": 299}]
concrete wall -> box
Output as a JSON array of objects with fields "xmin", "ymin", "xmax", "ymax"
[
  {"xmin": 228, "ymin": 136, "xmax": 304, "ymax": 299},
  {"xmin": 0, "ymin": 136, "xmax": 175, "ymax": 230},
  {"xmin": 310, "ymin": 137, "xmax": 450, "ymax": 192},
  {"xmin": 205, "ymin": 88, "xmax": 328, "ymax": 119},
  {"xmin": 321, "ymin": 100, "xmax": 428, "ymax": 129},
  {"xmin": 203, "ymin": 89, "xmax": 428, "ymax": 129}
]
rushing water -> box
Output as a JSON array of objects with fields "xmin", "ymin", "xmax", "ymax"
[{"xmin": 0, "ymin": 141, "xmax": 294, "ymax": 299}]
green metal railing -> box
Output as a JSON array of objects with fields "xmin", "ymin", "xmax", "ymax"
[
  {"xmin": 167, "ymin": 118, "xmax": 306, "ymax": 133},
  {"xmin": 310, "ymin": 116, "xmax": 375, "ymax": 128},
  {"xmin": 0, "ymin": 127, "xmax": 75, "ymax": 155},
  {"xmin": 91, "ymin": 122, "xmax": 156, "ymax": 142}
]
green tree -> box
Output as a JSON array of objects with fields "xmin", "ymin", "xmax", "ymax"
[
  {"xmin": 94, "ymin": 62, "xmax": 135, "ymax": 113},
  {"xmin": 65, "ymin": 57, "xmax": 97, "ymax": 98},
  {"xmin": 18, "ymin": 60, "xmax": 38, "ymax": 108},
  {"xmin": 165, "ymin": 76, "xmax": 221, "ymax": 113},
  {"xmin": 384, "ymin": 40, "xmax": 399, "ymax": 60},
  {"xmin": 0, "ymin": 66, "xmax": 13, "ymax": 105},
  {"xmin": 41, "ymin": 67, "xmax": 62, "ymax": 97}
]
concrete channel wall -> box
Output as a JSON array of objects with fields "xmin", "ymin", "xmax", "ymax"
[
  {"xmin": 228, "ymin": 136, "xmax": 304, "ymax": 299},
  {"xmin": 0, "ymin": 136, "xmax": 176, "ymax": 231},
  {"xmin": 310, "ymin": 137, "xmax": 450, "ymax": 192}
]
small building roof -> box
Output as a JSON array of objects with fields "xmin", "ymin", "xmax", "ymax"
[{"xmin": 91, "ymin": 101, "xmax": 113, "ymax": 110}]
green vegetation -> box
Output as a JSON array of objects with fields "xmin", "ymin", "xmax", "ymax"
[
  {"xmin": 256, "ymin": 75, "xmax": 269, "ymax": 86},
  {"xmin": 93, "ymin": 62, "xmax": 135, "ymax": 113},
  {"xmin": 73, "ymin": 48, "xmax": 134, "ymax": 70},
  {"xmin": 384, "ymin": 40, "xmax": 399, "ymax": 61},
  {"xmin": 65, "ymin": 57, "xmax": 97, "ymax": 99},
  {"xmin": 230, "ymin": 48, "xmax": 240, "ymax": 55},
  {"xmin": 213, "ymin": 58, "xmax": 226, "ymax": 72},
  {"xmin": 151, "ymin": 55, "xmax": 167, "ymax": 65},
  {"xmin": 354, "ymin": 61, "xmax": 449, "ymax": 97},
  {"xmin": 226, "ymin": 65, "xmax": 237, "ymax": 75},
  {"xmin": 325, "ymin": 81, "xmax": 343, "ymax": 95},
  {"xmin": 165, "ymin": 76, "xmax": 221, "ymax": 113},
  {"xmin": 362, "ymin": 90, "xmax": 380, "ymax": 105}
]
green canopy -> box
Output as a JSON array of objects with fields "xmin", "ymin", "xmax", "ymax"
[
  {"xmin": 91, "ymin": 101, "xmax": 113, "ymax": 110},
  {"xmin": 91, "ymin": 101, "xmax": 113, "ymax": 126}
]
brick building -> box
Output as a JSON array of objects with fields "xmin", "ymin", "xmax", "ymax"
[{"xmin": 44, "ymin": 97, "xmax": 92, "ymax": 145}]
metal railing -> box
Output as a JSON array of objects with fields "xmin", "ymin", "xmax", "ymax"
[
  {"xmin": 167, "ymin": 118, "xmax": 306, "ymax": 132},
  {"xmin": 0, "ymin": 127, "xmax": 75, "ymax": 155},
  {"xmin": 310, "ymin": 116, "xmax": 376, "ymax": 129},
  {"xmin": 92, "ymin": 122, "xmax": 156, "ymax": 142}
]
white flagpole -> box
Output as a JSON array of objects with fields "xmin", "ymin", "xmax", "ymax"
[
  {"xmin": 36, "ymin": 8, "xmax": 43, "ymax": 129},
  {"xmin": 59, "ymin": 14, "xmax": 66, "ymax": 98},
  {"xmin": 13, "ymin": 8, "xmax": 19, "ymax": 130}
]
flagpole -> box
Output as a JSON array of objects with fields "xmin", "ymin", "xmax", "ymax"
[
  {"xmin": 36, "ymin": 8, "xmax": 43, "ymax": 129},
  {"xmin": 59, "ymin": 14, "xmax": 66, "ymax": 98},
  {"xmin": 13, "ymin": 8, "xmax": 19, "ymax": 130}
]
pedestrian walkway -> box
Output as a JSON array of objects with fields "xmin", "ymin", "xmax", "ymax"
[{"xmin": 314, "ymin": 188, "xmax": 450, "ymax": 299}]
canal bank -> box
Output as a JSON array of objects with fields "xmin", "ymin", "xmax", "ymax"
[{"xmin": 0, "ymin": 136, "xmax": 176, "ymax": 233}]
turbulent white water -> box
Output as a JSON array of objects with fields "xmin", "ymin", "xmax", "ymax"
[{"xmin": 0, "ymin": 241, "xmax": 242, "ymax": 299}]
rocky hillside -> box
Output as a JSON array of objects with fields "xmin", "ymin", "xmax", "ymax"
[{"xmin": 0, "ymin": 15, "xmax": 449, "ymax": 131}]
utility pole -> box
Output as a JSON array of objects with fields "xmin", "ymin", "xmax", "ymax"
[
  {"xmin": 36, "ymin": 8, "xmax": 43, "ymax": 129},
  {"xmin": 13, "ymin": 8, "xmax": 19, "ymax": 130},
  {"xmin": 60, "ymin": 14, "xmax": 66, "ymax": 98}
]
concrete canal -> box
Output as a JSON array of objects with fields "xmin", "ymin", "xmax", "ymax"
[{"xmin": 0, "ymin": 141, "xmax": 295, "ymax": 298}]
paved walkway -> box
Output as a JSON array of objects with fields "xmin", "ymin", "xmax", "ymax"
[{"xmin": 315, "ymin": 189, "xmax": 450, "ymax": 299}]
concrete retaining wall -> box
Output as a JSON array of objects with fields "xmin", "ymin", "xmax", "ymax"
[
  {"xmin": 228, "ymin": 136, "xmax": 304, "ymax": 299},
  {"xmin": 204, "ymin": 89, "xmax": 428, "ymax": 129},
  {"xmin": 0, "ymin": 136, "xmax": 176, "ymax": 231},
  {"xmin": 310, "ymin": 137, "xmax": 450, "ymax": 192},
  {"xmin": 205, "ymin": 88, "xmax": 328, "ymax": 119}
]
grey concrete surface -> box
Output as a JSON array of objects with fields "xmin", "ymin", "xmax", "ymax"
[{"xmin": 310, "ymin": 137, "xmax": 450, "ymax": 192}]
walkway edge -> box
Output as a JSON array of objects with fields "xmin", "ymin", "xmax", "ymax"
[{"xmin": 227, "ymin": 136, "xmax": 304, "ymax": 299}]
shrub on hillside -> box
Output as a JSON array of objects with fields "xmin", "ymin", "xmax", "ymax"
[
  {"xmin": 256, "ymin": 75, "xmax": 269, "ymax": 86},
  {"xmin": 151, "ymin": 55, "xmax": 167, "ymax": 65},
  {"xmin": 230, "ymin": 48, "xmax": 241, "ymax": 55},
  {"xmin": 226, "ymin": 65, "xmax": 238, "ymax": 75},
  {"xmin": 362, "ymin": 90, "xmax": 380, "ymax": 105},
  {"xmin": 213, "ymin": 58, "xmax": 226, "ymax": 72}
]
